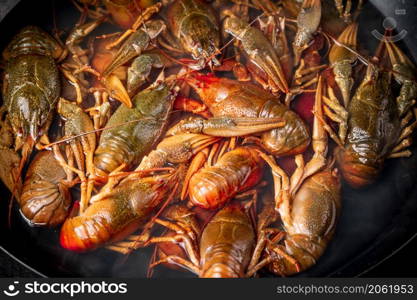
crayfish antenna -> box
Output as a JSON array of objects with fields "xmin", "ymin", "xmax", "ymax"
[{"xmin": 147, "ymin": 245, "xmax": 159, "ymax": 278}]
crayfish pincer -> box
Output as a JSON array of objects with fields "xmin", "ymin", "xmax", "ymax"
[
  {"xmin": 2, "ymin": 26, "xmax": 66, "ymax": 166},
  {"xmin": 94, "ymin": 81, "xmax": 179, "ymax": 175},
  {"xmin": 167, "ymin": 0, "xmax": 221, "ymax": 68}
]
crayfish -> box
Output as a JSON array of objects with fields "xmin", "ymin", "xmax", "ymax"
[{"xmin": 1, "ymin": 0, "xmax": 417, "ymax": 279}]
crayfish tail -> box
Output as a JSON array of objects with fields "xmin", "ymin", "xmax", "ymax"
[
  {"xmin": 267, "ymin": 234, "xmax": 327, "ymax": 276},
  {"xmin": 18, "ymin": 151, "xmax": 72, "ymax": 227},
  {"xmin": 60, "ymin": 215, "xmax": 111, "ymax": 252}
]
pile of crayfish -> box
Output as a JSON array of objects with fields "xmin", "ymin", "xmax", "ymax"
[{"xmin": 0, "ymin": 0, "xmax": 416, "ymax": 278}]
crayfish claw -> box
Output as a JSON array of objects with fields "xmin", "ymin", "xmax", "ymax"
[{"xmin": 293, "ymin": 0, "xmax": 322, "ymax": 66}]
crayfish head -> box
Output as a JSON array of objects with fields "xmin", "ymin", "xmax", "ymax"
[
  {"xmin": 180, "ymin": 15, "xmax": 221, "ymax": 69},
  {"xmin": 9, "ymin": 89, "xmax": 51, "ymax": 150}
]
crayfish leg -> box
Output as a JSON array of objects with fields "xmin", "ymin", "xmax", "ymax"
[
  {"xmin": 104, "ymin": 2, "xmax": 162, "ymax": 50},
  {"xmin": 181, "ymin": 148, "xmax": 209, "ymax": 200}
]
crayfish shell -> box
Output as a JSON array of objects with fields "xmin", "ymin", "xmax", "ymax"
[
  {"xmin": 336, "ymin": 147, "xmax": 381, "ymax": 188},
  {"xmin": 19, "ymin": 151, "xmax": 72, "ymax": 227}
]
